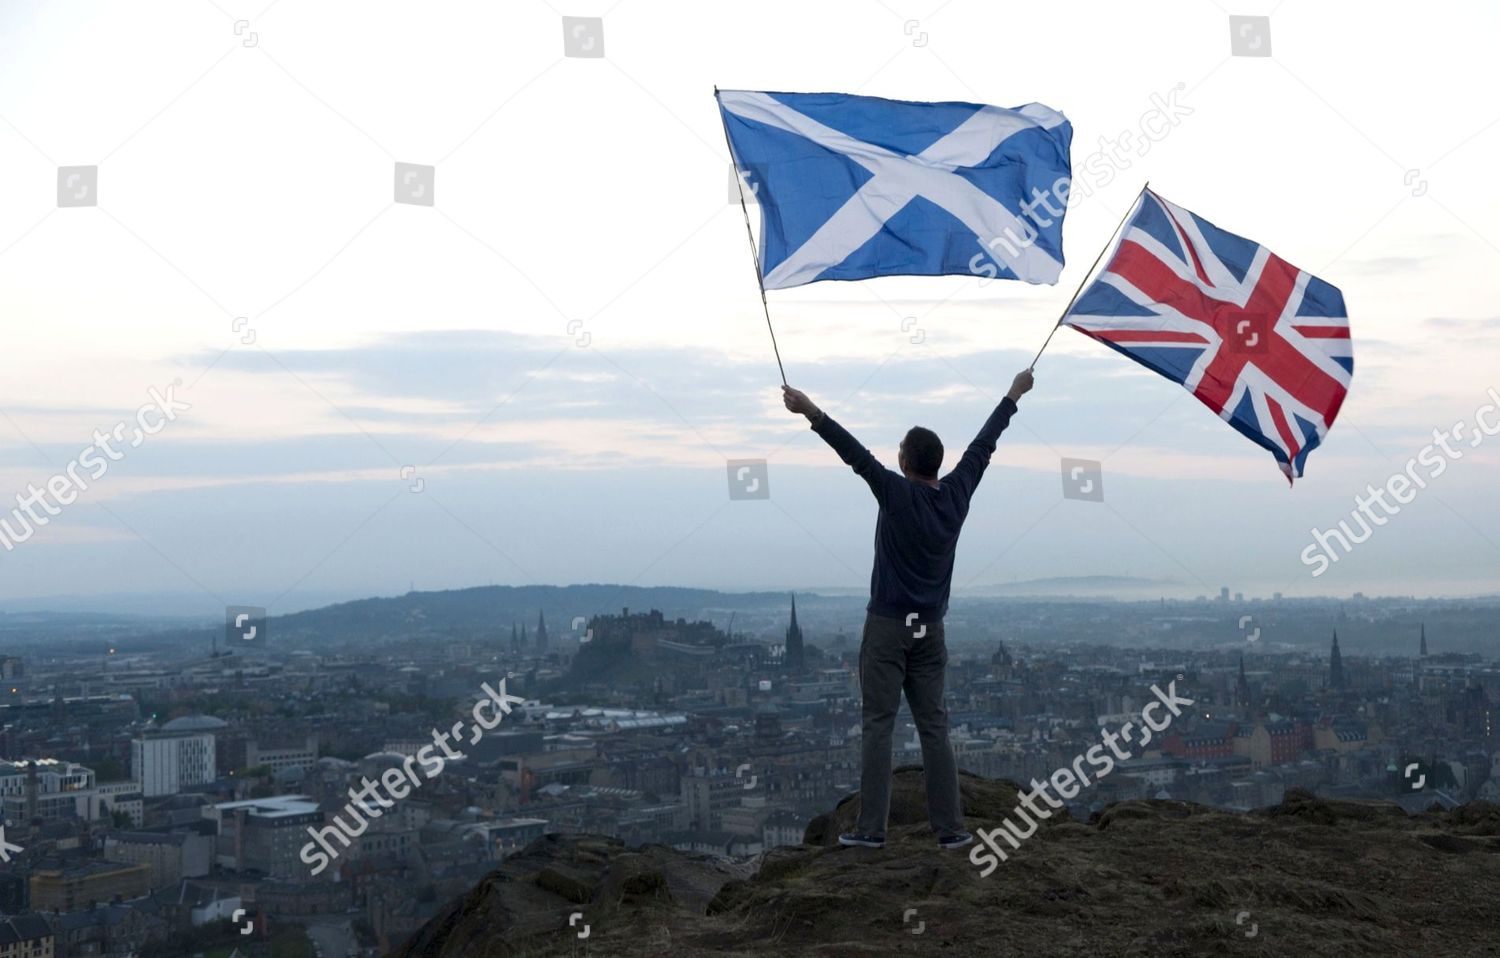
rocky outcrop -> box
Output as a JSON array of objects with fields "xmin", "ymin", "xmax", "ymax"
[{"xmin": 393, "ymin": 768, "xmax": 1500, "ymax": 957}]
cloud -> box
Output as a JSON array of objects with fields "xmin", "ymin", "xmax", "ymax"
[
  {"xmin": 1338, "ymin": 254, "xmax": 1438, "ymax": 276},
  {"xmin": 1422, "ymin": 316, "xmax": 1500, "ymax": 330}
]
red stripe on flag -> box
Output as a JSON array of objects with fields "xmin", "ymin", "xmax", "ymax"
[
  {"xmin": 1109, "ymin": 241, "xmax": 1224, "ymax": 327},
  {"xmin": 1161, "ymin": 202, "xmax": 1215, "ymax": 287},
  {"xmin": 1265, "ymin": 395, "xmax": 1302, "ymax": 468},
  {"xmin": 1091, "ymin": 329, "xmax": 1209, "ymax": 344}
]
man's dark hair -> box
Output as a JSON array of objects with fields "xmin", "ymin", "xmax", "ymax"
[{"xmin": 901, "ymin": 426, "xmax": 943, "ymax": 478}]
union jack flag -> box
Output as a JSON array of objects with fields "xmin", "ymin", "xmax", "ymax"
[{"xmin": 1063, "ymin": 189, "xmax": 1352, "ymax": 484}]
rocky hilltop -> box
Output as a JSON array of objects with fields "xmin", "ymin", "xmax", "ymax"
[{"xmin": 393, "ymin": 768, "xmax": 1500, "ymax": 957}]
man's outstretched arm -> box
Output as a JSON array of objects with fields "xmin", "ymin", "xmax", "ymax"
[
  {"xmin": 783, "ymin": 385, "xmax": 895, "ymax": 501},
  {"xmin": 945, "ymin": 369, "xmax": 1035, "ymax": 499}
]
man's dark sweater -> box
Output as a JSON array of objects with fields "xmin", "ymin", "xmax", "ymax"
[{"xmin": 811, "ymin": 397, "xmax": 1018, "ymax": 620}]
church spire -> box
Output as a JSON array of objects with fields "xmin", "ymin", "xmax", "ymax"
[
  {"xmin": 1419, "ymin": 623, "xmax": 1428, "ymax": 657},
  {"xmin": 1329, "ymin": 630, "xmax": 1345, "ymax": 689},
  {"xmin": 785, "ymin": 594, "xmax": 805, "ymax": 671}
]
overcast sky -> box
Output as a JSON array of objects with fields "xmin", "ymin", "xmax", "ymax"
[{"xmin": 1, "ymin": 0, "xmax": 1498, "ymax": 613}]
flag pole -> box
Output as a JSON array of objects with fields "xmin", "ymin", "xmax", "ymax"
[
  {"xmin": 716, "ymin": 86, "xmax": 788, "ymax": 386},
  {"xmin": 1030, "ymin": 181, "xmax": 1150, "ymax": 369}
]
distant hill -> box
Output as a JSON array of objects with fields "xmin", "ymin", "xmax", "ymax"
[
  {"xmin": 267, "ymin": 584, "xmax": 809, "ymax": 643},
  {"xmin": 964, "ymin": 575, "xmax": 1181, "ymax": 597}
]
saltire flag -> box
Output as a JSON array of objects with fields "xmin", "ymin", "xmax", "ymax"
[
  {"xmin": 1062, "ymin": 188, "xmax": 1352, "ymax": 484},
  {"xmin": 716, "ymin": 89, "xmax": 1073, "ymax": 289}
]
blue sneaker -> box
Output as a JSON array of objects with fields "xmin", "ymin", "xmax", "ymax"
[
  {"xmin": 937, "ymin": 831, "xmax": 973, "ymax": 850},
  {"xmin": 838, "ymin": 831, "xmax": 886, "ymax": 848}
]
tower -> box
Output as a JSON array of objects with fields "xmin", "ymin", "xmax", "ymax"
[
  {"xmin": 991, "ymin": 641, "xmax": 1013, "ymax": 677},
  {"xmin": 784, "ymin": 595, "xmax": 805, "ymax": 671},
  {"xmin": 1236, "ymin": 653, "xmax": 1251, "ymax": 710},
  {"xmin": 1329, "ymin": 630, "xmax": 1345, "ymax": 689},
  {"xmin": 536, "ymin": 610, "xmax": 549, "ymax": 653},
  {"xmin": 511, "ymin": 623, "xmax": 521, "ymax": 655},
  {"xmin": 1420, "ymin": 623, "xmax": 1428, "ymax": 658}
]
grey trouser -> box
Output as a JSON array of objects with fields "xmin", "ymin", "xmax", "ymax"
[{"xmin": 855, "ymin": 611, "xmax": 964, "ymax": 835}]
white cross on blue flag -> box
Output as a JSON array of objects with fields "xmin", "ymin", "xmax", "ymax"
[{"xmin": 717, "ymin": 89, "xmax": 1073, "ymax": 290}]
